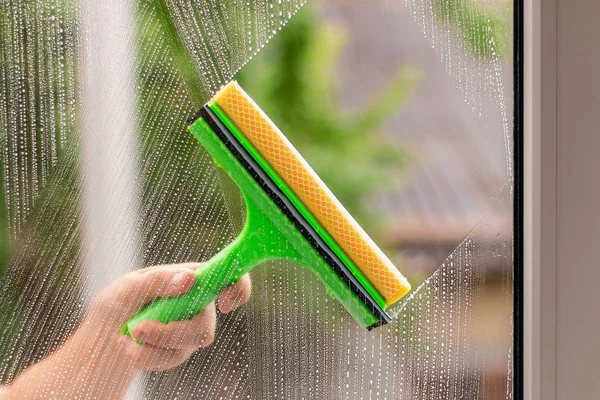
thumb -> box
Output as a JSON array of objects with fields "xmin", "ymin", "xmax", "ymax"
[{"xmin": 102, "ymin": 266, "xmax": 198, "ymax": 317}]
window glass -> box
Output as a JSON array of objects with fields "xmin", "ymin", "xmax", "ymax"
[{"xmin": 0, "ymin": 0, "xmax": 514, "ymax": 398}]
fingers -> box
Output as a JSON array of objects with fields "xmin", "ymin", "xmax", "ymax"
[
  {"xmin": 130, "ymin": 302, "xmax": 216, "ymax": 350},
  {"xmin": 122, "ymin": 302, "xmax": 217, "ymax": 371},
  {"xmin": 87, "ymin": 263, "xmax": 251, "ymax": 371},
  {"xmin": 218, "ymin": 273, "xmax": 251, "ymax": 313},
  {"xmin": 132, "ymin": 262, "xmax": 204, "ymax": 275},
  {"xmin": 120, "ymin": 268, "xmax": 196, "ymax": 313},
  {"xmin": 109, "ymin": 272, "xmax": 252, "ymax": 372},
  {"xmin": 123, "ymin": 274, "xmax": 250, "ymax": 352},
  {"xmin": 118, "ymin": 336, "xmax": 195, "ymax": 372},
  {"xmin": 102, "ymin": 264, "xmax": 201, "ymax": 317}
]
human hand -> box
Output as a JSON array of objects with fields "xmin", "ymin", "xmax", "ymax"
[
  {"xmin": 1, "ymin": 263, "xmax": 251, "ymax": 399},
  {"xmin": 88, "ymin": 263, "xmax": 251, "ymax": 371}
]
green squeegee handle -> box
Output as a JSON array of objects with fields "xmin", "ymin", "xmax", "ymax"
[
  {"xmin": 121, "ymin": 198, "xmax": 280, "ymax": 337},
  {"xmin": 122, "ymin": 113, "xmax": 381, "ymax": 336},
  {"xmin": 121, "ymin": 239, "xmax": 244, "ymax": 337}
]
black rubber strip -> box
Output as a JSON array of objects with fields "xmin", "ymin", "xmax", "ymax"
[
  {"xmin": 197, "ymin": 106, "xmax": 391, "ymax": 328},
  {"xmin": 187, "ymin": 109, "xmax": 204, "ymax": 127}
]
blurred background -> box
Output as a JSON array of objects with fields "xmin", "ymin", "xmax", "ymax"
[{"xmin": 0, "ymin": 0, "xmax": 514, "ymax": 398}]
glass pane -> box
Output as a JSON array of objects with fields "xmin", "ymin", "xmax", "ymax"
[{"xmin": 0, "ymin": 0, "xmax": 515, "ymax": 399}]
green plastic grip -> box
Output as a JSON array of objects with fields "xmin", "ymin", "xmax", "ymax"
[
  {"xmin": 122, "ymin": 246, "xmax": 243, "ymax": 336},
  {"xmin": 122, "ymin": 198, "xmax": 283, "ymax": 337}
]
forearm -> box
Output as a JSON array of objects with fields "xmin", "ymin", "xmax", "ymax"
[{"xmin": 2, "ymin": 317, "xmax": 136, "ymax": 399}]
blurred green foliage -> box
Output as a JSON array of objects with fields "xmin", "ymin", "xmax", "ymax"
[
  {"xmin": 237, "ymin": 5, "xmax": 418, "ymax": 236},
  {"xmin": 0, "ymin": 2, "xmax": 79, "ymax": 278},
  {"xmin": 435, "ymin": 0, "xmax": 510, "ymax": 58},
  {"xmin": 0, "ymin": 0, "xmax": 512, "ymax": 276},
  {"xmin": 0, "ymin": 0, "xmax": 513, "ymax": 381},
  {"xmin": 136, "ymin": 0, "xmax": 235, "ymax": 265}
]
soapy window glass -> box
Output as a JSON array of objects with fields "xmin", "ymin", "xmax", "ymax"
[{"xmin": 0, "ymin": 0, "xmax": 517, "ymax": 399}]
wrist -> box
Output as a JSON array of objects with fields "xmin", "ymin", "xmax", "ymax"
[
  {"xmin": 6, "ymin": 316, "xmax": 138, "ymax": 399},
  {"xmin": 60, "ymin": 312, "xmax": 139, "ymax": 396},
  {"xmin": 75, "ymin": 310, "xmax": 138, "ymax": 368}
]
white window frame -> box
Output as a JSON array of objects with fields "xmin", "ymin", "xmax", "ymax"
[{"xmin": 524, "ymin": 0, "xmax": 600, "ymax": 398}]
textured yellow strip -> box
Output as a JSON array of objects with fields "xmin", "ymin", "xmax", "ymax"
[{"xmin": 212, "ymin": 81, "xmax": 410, "ymax": 306}]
